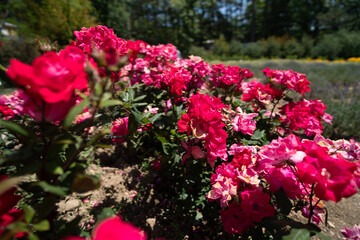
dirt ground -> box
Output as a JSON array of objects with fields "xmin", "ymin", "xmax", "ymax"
[{"xmin": 58, "ymin": 150, "xmax": 360, "ymax": 239}]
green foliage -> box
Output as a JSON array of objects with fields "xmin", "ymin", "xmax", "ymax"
[
  {"xmin": 0, "ymin": 39, "xmax": 40, "ymax": 87},
  {"xmin": 262, "ymin": 36, "xmax": 282, "ymax": 58},
  {"xmin": 301, "ymin": 35, "xmax": 314, "ymax": 58},
  {"xmin": 90, "ymin": 0, "xmax": 130, "ymax": 38},
  {"xmin": 243, "ymin": 42, "xmax": 265, "ymax": 59},
  {"xmin": 313, "ymin": 30, "xmax": 360, "ymax": 60},
  {"xmin": 212, "ymin": 35, "xmax": 229, "ymax": 56},
  {"xmin": 188, "ymin": 45, "xmax": 209, "ymax": 58},
  {"xmin": 228, "ymin": 40, "xmax": 243, "ymax": 56},
  {"xmin": 5, "ymin": 0, "xmax": 97, "ymax": 45},
  {"xmin": 283, "ymin": 228, "xmax": 310, "ymax": 240},
  {"xmin": 282, "ymin": 39, "xmax": 304, "ymax": 59}
]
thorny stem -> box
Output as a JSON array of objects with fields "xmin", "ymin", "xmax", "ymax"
[
  {"xmin": 308, "ymin": 184, "xmax": 315, "ymax": 224},
  {"xmin": 288, "ymin": 166, "xmax": 319, "ymax": 225}
]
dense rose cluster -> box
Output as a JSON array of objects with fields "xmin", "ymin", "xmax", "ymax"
[
  {"xmin": 297, "ymin": 139, "xmax": 358, "ymax": 202},
  {"xmin": 208, "ymin": 131, "xmax": 359, "ymax": 230},
  {"xmin": 178, "ymin": 94, "xmax": 228, "ymax": 167},
  {"xmin": 257, "ymin": 134, "xmax": 306, "ymax": 168},
  {"xmin": 241, "ymin": 80, "xmax": 282, "ymax": 109},
  {"xmin": 71, "ymin": 26, "xmax": 128, "ymax": 58},
  {"xmin": 210, "ymin": 64, "xmax": 253, "ymax": 90},
  {"xmin": 220, "ymin": 188, "xmax": 275, "ymax": 234},
  {"xmin": 279, "ymin": 99, "xmax": 333, "ymax": 136},
  {"xmin": 263, "ymin": 67, "xmax": 311, "ymax": 94},
  {"xmin": 232, "ymin": 107, "xmax": 258, "ymax": 136},
  {"xmin": 179, "ymin": 56, "xmax": 212, "ymax": 89}
]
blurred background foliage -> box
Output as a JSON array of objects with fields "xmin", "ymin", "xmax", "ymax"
[{"xmin": 0, "ymin": 0, "xmax": 359, "ymax": 59}]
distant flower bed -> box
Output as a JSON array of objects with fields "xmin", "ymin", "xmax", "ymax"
[{"xmin": 307, "ymin": 57, "xmax": 360, "ymax": 63}]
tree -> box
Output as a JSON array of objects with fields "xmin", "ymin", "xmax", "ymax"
[{"xmin": 2, "ymin": 0, "xmax": 97, "ymax": 44}]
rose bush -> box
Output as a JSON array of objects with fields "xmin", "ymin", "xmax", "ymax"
[{"xmin": 0, "ymin": 25, "xmax": 359, "ymax": 239}]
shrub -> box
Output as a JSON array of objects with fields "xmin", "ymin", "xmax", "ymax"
[
  {"xmin": 336, "ymin": 30, "xmax": 360, "ymax": 58},
  {"xmin": 313, "ymin": 30, "xmax": 360, "ymax": 60},
  {"xmin": 262, "ymin": 36, "xmax": 282, "ymax": 58},
  {"xmin": 188, "ymin": 45, "xmax": 209, "ymax": 58},
  {"xmin": 282, "ymin": 38, "xmax": 304, "ymax": 59},
  {"xmin": 228, "ymin": 40, "xmax": 243, "ymax": 56},
  {"xmin": 243, "ymin": 42, "xmax": 265, "ymax": 58},
  {"xmin": 0, "ymin": 38, "xmax": 40, "ymax": 87},
  {"xmin": 301, "ymin": 35, "xmax": 314, "ymax": 58},
  {"xmin": 212, "ymin": 35, "xmax": 229, "ymax": 56}
]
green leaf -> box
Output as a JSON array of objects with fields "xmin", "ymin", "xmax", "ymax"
[
  {"xmin": 162, "ymin": 142, "xmax": 175, "ymax": 155},
  {"xmin": 101, "ymin": 92, "xmax": 112, "ymax": 101},
  {"xmin": 0, "ymin": 120, "xmax": 36, "ymax": 139},
  {"xmin": 252, "ymin": 129, "xmax": 265, "ymax": 140},
  {"xmin": 283, "ymin": 228, "xmax": 310, "ymax": 240},
  {"xmin": 45, "ymin": 161, "xmax": 64, "ymax": 175},
  {"xmin": 94, "ymin": 82, "xmax": 103, "ymax": 96},
  {"xmin": 315, "ymin": 232, "xmax": 331, "ymax": 240},
  {"xmin": 33, "ymin": 220, "xmax": 50, "ymax": 231},
  {"xmin": 0, "ymin": 176, "xmax": 22, "ymax": 196},
  {"xmin": 133, "ymin": 95, "xmax": 147, "ymax": 102},
  {"xmin": 141, "ymin": 117, "xmax": 151, "ymax": 125},
  {"xmin": 195, "ymin": 211, "xmax": 203, "ymax": 221},
  {"xmin": 0, "ymin": 64, "xmax": 6, "ymax": 71},
  {"xmin": 95, "ymin": 144, "xmax": 112, "ymax": 148},
  {"xmin": 22, "ymin": 205, "xmax": 35, "ymax": 223},
  {"xmin": 71, "ymin": 174, "xmax": 100, "ymax": 193},
  {"xmin": 128, "ymin": 89, "xmax": 135, "ymax": 101},
  {"xmin": 37, "ymin": 181, "xmax": 67, "ymax": 196},
  {"xmin": 132, "ymin": 102, "xmax": 148, "ymax": 107},
  {"xmin": 99, "ymin": 99, "xmax": 123, "ymax": 108},
  {"xmin": 75, "ymin": 89, "xmax": 88, "ymax": 99},
  {"xmin": 121, "ymin": 91, "xmax": 130, "ymax": 102},
  {"xmin": 156, "ymin": 135, "xmax": 167, "ymax": 143},
  {"xmin": 80, "ymin": 230, "xmax": 91, "ymax": 238},
  {"xmin": 28, "ymin": 233, "xmax": 40, "ymax": 240},
  {"xmin": 96, "ymin": 208, "xmax": 116, "ymax": 224},
  {"xmin": 63, "ymin": 100, "xmax": 88, "ymax": 129},
  {"xmin": 131, "ymin": 110, "xmax": 144, "ymax": 124},
  {"xmin": 150, "ymin": 113, "xmax": 164, "ymax": 123},
  {"xmin": 6, "ymin": 222, "xmax": 29, "ymax": 233}
]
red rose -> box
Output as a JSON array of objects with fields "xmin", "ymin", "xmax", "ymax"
[
  {"xmin": 6, "ymin": 46, "xmax": 88, "ymax": 122},
  {"xmin": 92, "ymin": 216, "xmax": 146, "ymax": 240}
]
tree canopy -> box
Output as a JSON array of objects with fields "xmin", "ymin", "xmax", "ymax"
[{"xmin": 1, "ymin": 0, "xmax": 359, "ymax": 52}]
